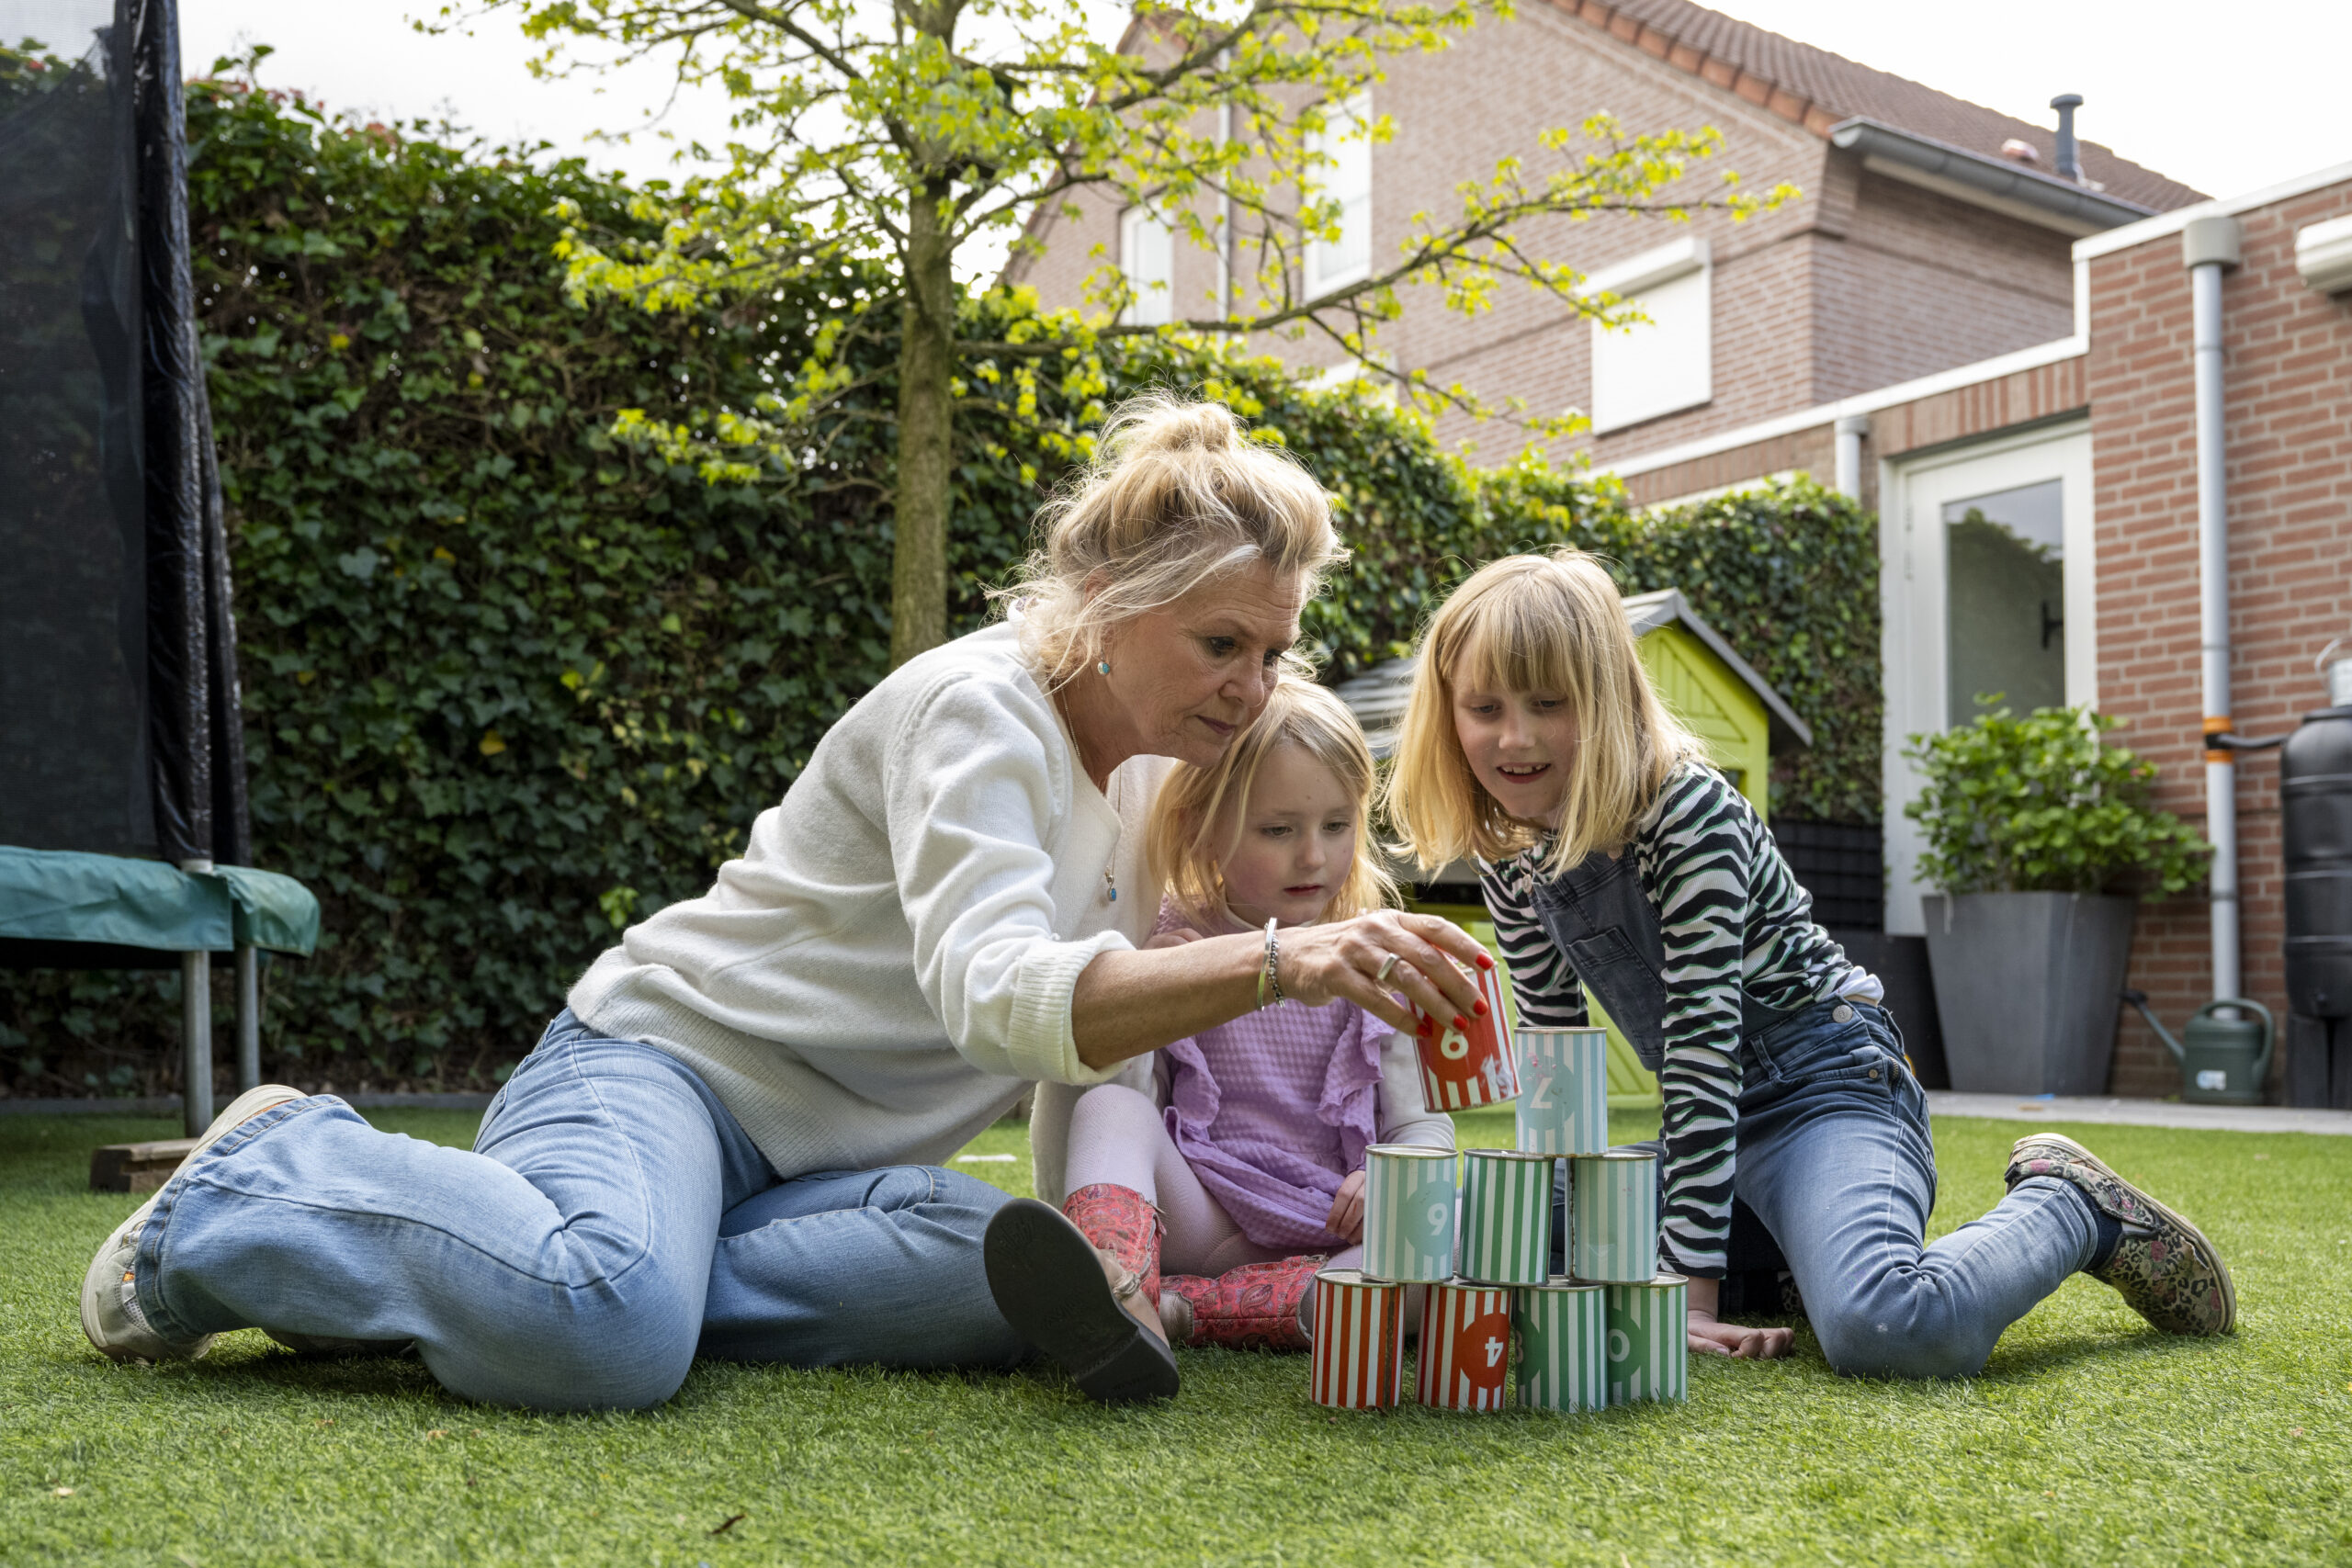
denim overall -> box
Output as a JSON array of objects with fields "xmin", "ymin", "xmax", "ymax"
[
  {"xmin": 1532, "ymin": 844, "xmax": 1798, "ymax": 1305},
  {"xmin": 1526, "ymin": 845, "xmax": 1798, "ymax": 1073}
]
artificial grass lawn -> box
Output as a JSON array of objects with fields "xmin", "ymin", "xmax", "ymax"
[{"xmin": 3, "ymin": 1108, "xmax": 2348, "ymax": 1567}]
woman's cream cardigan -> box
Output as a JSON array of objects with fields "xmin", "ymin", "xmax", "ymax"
[{"xmin": 569, "ymin": 620, "xmax": 1168, "ymax": 1184}]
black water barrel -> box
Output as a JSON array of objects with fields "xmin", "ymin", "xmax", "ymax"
[{"xmin": 2283, "ymin": 705, "xmax": 2352, "ymax": 1018}]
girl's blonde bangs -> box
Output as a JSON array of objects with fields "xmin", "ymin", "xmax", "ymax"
[
  {"xmin": 1384, "ymin": 550, "xmax": 1708, "ymax": 877},
  {"xmin": 1147, "ymin": 680, "xmax": 1397, "ymax": 929},
  {"xmin": 1449, "ymin": 589, "xmax": 1580, "ymax": 702}
]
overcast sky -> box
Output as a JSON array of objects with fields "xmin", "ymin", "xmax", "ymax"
[{"xmin": 177, "ymin": 0, "xmax": 2348, "ymax": 206}]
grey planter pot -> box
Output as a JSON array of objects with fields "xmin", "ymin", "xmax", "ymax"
[{"xmin": 1920, "ymin": 892, "xmax": 2138, "ymax": 1096}]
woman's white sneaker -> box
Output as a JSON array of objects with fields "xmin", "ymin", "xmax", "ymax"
[{"xmin": 78, "ymin": 1084, "xmax": 306, "ymax": 1364}]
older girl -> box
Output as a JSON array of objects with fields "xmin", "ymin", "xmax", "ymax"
[
  {"xmin": 989, "ymin": 682, "xmax": 1452, "ymax": 1361},
  {"xmin": 77, "ymin": 397, "xmax": 1492, "ymax": 1409},
  {"xmin": 1384, "ymin": 549, "xmax": 2233, "ymax": 1376}
]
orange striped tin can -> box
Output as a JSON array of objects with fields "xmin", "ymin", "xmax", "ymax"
[
  {"xmin": 1309, "ymin": 1269, "xmax": 1409, "ymax": 1410},
  {"xmin": 1415, "ymin": 1280, "xmax": 1513, "ymax": 1411},
  {"xmin": 1413, "ymin": 962, "xmax": 1518, "ymax": 1111}
]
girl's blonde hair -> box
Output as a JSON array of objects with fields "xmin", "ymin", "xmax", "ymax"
[
  {"xmin": 1385, "ymin": 550, "xmax": 1708, "ymax": 876},
  {"xmin": 1148, "ymin": 679, "xmax": 1398, "ymax": 928},
  {"xmin": 1000, "ymin": 393, "xmax": 1348, "ymax": 683}
]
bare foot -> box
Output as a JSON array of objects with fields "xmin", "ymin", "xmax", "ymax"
[{"xmin": 1095, "ymin": 1247, "xmax": 1170, "ymax": 1348}]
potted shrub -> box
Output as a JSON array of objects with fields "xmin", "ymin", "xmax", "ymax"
[{"xmin": 1904, "ymin": 706, "xmax": 2210, "ymax": 1096}]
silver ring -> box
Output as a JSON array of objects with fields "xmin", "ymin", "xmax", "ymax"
[{"xmin": 1374, "ymin": 953, "xmax": 1400, "ymax": 985}]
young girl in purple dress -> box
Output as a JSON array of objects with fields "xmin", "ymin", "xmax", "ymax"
[{"xmin": 1052, "ymin": 679, "xmax": 1454, "ymax": 1351}]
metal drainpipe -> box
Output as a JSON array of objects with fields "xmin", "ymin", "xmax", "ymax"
[
  {"xmin": 2185, "ymin": 214, "xmax": 2244, "ymax": 1001},
  {"xmin": 1834, "ymin": 413, "xmax": 1869, "ymax": 501}
]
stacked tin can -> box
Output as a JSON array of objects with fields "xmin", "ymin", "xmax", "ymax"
[
  {"xmin": 1410, "ymin": 960, "xmax": 1518, "ymax": 1111},
  {"xmin": 1515, "ymin": 1028, "xmax": 1645, "ymax": 1412},
  {"xmin": 1312, "ymin": 1142, "xmax": 1459, "ymax": 1410},
  {"xmin": 1307, "ymin": 1010, "xmax": 1690, "ymax": 1411},
  {"xmin": 1523, "ymin": 1027, "xmax": 1682, "ymax": 1403}
]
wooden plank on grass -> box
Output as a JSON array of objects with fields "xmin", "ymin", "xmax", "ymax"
[{"xmin": 90, "ymin": 1138, "xmax": 198, "ymax": 1193}]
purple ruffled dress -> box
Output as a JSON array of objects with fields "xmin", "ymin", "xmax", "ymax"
[{"xmin": 1159, "ymin": 909, "xmax": 1391, "ymax": 1250}]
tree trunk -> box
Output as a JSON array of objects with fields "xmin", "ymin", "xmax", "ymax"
[{"xmin": 890, "ymin": 177, "xmax": 956, "ymax": 667}]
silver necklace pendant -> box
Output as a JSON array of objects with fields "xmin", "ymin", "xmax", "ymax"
[{"xmin": 1102, "ymin": 773, "xmax": 1120, "ymax": 902}]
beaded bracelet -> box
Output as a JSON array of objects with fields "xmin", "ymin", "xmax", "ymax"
[{"xmin": 1259, "ymin": 917, "xmax": 1288, "ymax": 1009}]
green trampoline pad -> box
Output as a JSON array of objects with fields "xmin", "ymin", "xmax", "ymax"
[{"xmin": 0, "ymin": 846, "xmax": 320, "ymax": 956}]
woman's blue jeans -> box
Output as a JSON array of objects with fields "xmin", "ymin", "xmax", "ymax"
[
  {"xmin": 1558, "ymin": 999, "xmax": 2105, "ymax": 1379},
  {"xmin": 131, "ymin": 1011, "xmax": 1027, "ymax": 1409}
]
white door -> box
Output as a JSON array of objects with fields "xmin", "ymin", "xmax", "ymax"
[{"xmin": 1880, "ymin": 420, "xmax": 2096, "ymax": 936}]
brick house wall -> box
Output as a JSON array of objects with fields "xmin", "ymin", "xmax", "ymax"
[
  {"xmin": 1005, "ymin": 0, "xmax": 2090, "ymax": 467},
  {"xmin": 2084, "ymin": 177, "xmax": 2352, "ymax": 1097},
  {"xmin": 1812, "ymin": 172, "xmax": 2075, "ymax": 400},
  {"xmin": 1611, "ymin": 167, "xmax": 2352, "ymax": 1100},
  {"xmin": 1613, "ymin": 352, "xmax": 2086, "ymax": 512}
]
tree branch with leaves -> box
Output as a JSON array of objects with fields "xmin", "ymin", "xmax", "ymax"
[{"xmin": 460, "ymin": 0, "xmax": 1795, "ymax": 662}]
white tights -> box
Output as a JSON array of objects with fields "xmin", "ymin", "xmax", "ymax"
[{"xmin": 1063, "ymin": 1084, "xmax": 1367, "ymax": 1279}]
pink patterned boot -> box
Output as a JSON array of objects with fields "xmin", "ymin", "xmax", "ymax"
[
  {"xmin": 1159, "ymin": 1255, "xmax": 1326, "ymax": 1352},
  {"xmin": 1059, "ymin": 1184, "xmax": 1163, "ymax": 1309}
]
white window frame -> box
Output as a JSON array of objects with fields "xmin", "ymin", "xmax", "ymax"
[
  {"xmin": 1120, "ymin": 205, "xmax": 1174, "ymax": 327},
  {"xmin": 1304, "ymin": 92, "xmax": 1374, "ymax": 299},
  {"xmin": 1878, "ymin": 418, "xmax": 2097, "ymax": 935},
  {"xmin": 1578, "ymin": 236, "xmax": 1713, "ymax": 434}
]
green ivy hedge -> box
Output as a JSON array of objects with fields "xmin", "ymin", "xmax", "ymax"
[{"xmin": 0, "ymin": 83, "xmax": 1878, "ymax": 1093}]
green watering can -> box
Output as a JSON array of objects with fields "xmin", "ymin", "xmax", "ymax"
[{"xmin": 2120, "ymin": 991, "xmax": 2274, "ymax": 1106}]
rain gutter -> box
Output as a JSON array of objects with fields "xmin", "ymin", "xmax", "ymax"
[{"xmin": 1828, "ymin": 118, "xmax": 2156, "ymax": 238}]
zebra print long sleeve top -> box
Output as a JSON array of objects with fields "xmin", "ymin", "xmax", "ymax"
[{"xmin": 1481, "ymin": 761, "xmax": 1878, "ymax": 1279}]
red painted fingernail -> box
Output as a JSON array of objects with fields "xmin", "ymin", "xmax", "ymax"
[
  {"xmin": 1453, "ymin": 1015, "xmax": 1470, "ymax": 1031},
  {"xmin": 1475, "ymin": 953, "xmax": 1495, "ymax": 970},
  {"xmin": 1473, "ymin": 999, "xmax": 1488, "ymax": 1017}
]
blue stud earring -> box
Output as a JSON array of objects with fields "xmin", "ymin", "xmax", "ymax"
[{"xmin": 1097, "ymin": 660, "xmax": 1111, "ymax": 676}]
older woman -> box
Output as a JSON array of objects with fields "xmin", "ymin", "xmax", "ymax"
[{"xmin": 78, "ymin": 396, "xmax": 1487, "ymax": 1410}]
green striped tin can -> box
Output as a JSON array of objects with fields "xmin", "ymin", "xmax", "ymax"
[
  {"xmin": 1363, "ymin": 1145, "xmax": 1458, "ymax": 1283},
  {"xmin": 1566, "ymin": 1149, "xmax": 1657, "ymax": 1283},
  {"xmin": 1604, "ymin": 1272, "xmax": 1689, "ymax": 1404},
  {"xmin": 1512, "ymin": 1277, "xmax": 1607, "ymax": 1413},
  {"xmin": 1457, "ymin": 1149, "xmax": 1553, "ymax": 1286},
  {"xmin": 1514, "ymin": 1028, "xmax": 1611, "ymax": 1156}
]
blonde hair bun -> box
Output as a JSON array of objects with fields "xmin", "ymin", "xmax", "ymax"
[
  {"xmin": 1120, "ymin": 399, "xmax": 1242, "ymax": 455},
  {"xmin": 1000, "ymin": 393, "xmax": 1347, "ymax": 682}
]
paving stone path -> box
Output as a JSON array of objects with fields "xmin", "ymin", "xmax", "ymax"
[{"xmin": 1928, "ymin": 1091, "xmax": 2352, "ymax": 1135}]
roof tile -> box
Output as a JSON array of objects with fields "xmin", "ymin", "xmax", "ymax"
[{"xmin": 1555, "ymin": 0, "xmax": 2206, "ymax": 210}]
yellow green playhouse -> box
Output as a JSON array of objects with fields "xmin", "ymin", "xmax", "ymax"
[{"xmin": 1333, "ymin": 587, "xmax": 1813, "ymax": 1105}]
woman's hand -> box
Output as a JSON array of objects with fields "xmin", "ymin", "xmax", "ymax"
[
  {"xmin": 1326, "ymin": 1169, "xmax": 1367, "ymax": 1243},
  {"xmin": 1275, "ymin": 910, "xmax": 1491, "ymax": 1038},
  {"xmin": 1069, "ymin": 912, "xmax": 1487, "ymax": 1071},
  {"xmin": 1685, "ymin": 1276, "xmax": 1793, "ymax": 1359}
]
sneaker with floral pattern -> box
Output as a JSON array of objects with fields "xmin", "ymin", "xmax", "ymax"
[{"xmin": 2004, "ymin": 1133, "xmax": 2234, "ymax": 1337}]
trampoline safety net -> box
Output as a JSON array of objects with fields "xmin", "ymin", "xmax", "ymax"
[{"xmin": 0, "ymin": 0, "xmax": 249, "ymax": 866}]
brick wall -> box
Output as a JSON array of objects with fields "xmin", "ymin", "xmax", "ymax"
[
  {"xmin": 1612, "ymin": 354, "xmax": 2085, "ymax": 513},
  {"xmin": 1813, "ymin": 172, "xmax": 2075, "ymax": 401},
  {"xmin": 1619, "ymin": 423, "xmax": 1834, "ymax": 507},
  {"xmin": 2086, "ymin": 178, "xmax": 2352, "ymax": 1096},
  {"xmin": 1868, "ymin": 355, "xmax": 2087, "ymax": 459},
  {"xmin": 1005, "ymin": 4, "xmax": 2085, "ymax": 468}
]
